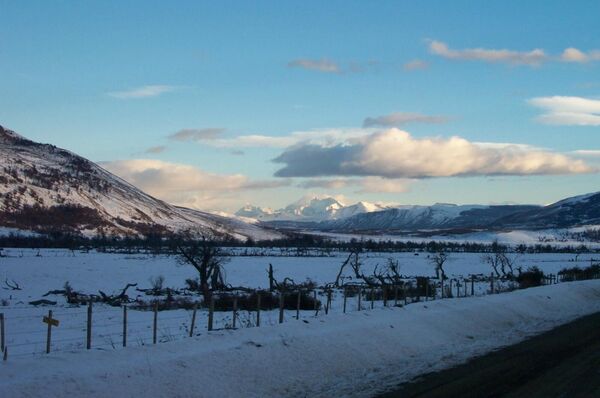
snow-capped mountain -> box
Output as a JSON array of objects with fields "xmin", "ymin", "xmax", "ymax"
[
  {"xmin": 0, "ymin": 125, "xmax": 280, "ymax": 240},
  {"xmin": 235, "ymin": 196, "xmax": 389, "ymax": 222},
  {"xmin": 317, "ymin": 193, "xmax": 600, "ymax": 233}
]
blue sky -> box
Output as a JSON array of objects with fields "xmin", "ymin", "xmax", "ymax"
[{"xmin": 1, "ymin": 1, "xmax": 599, "ymax": 211}]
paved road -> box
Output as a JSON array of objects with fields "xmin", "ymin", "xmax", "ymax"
[{"xmin": 376, "ymin": 312, "xmax": 600, "ymax": 398}]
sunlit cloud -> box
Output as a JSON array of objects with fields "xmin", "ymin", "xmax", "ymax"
[
  {"xmin": 100, "ymin": 159, "xmax": 290, "ymax": 211},
  {"xmin": 273, "ymin": 129, "xmax": 593, "ymax": 178}
]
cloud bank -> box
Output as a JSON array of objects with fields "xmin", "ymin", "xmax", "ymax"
[
  {"xmin": 101, "ymin": 159, "xmax": 289, "ymax": 210},
  {"xmin": 273, "ymin": 129, "xmax": 592, "ymax": 178}
]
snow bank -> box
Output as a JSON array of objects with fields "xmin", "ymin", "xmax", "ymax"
[{"xmin": 2, "ymin": 280, "xmax": 600, "ymax": 397}]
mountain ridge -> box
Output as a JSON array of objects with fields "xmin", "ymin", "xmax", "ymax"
[{"xmin": 0, "ymin": 125, "xmax": 280, "ymax": 241}]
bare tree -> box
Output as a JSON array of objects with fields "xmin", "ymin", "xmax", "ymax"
[
  {"xmin": 430, "ymin": 252, "xmax": 448, "ymax": 280},
  {"xmin": 334, "ymin": 248, "xmax": 376, "ymax": 286},
  {"xmin": 482, "ymin": 241, "xmax": 518, "ymax": 279},
  {"xmin": 176, "ymin": 235, "xmax": 229, "ymax": 302}
]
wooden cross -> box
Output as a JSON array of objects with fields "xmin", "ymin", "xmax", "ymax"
[{"xmin": 43, "ymin": 310, "xmax": 59, "ymax": 353}]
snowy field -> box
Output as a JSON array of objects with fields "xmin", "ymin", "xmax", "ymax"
[
  {"xmin": 2, "ymin": 280, "xmax": 600, "ymax": 397},
  {"xmin": 0, "ymin": 248, "xmax": 598, "ymax": 360}
]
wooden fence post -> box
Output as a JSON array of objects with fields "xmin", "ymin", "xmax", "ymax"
[
  {"xmin": 278, "ymin": 291, "xmax": 285, "ymax": 324},
  {"xmin": 370, "ymin": 287, "xmax": 375, "ymax": 310},
  {"xmin": 394, "ymin": 285, "xmax": 399, "ymax": 306},
  {"xmin": 233, "ymin": 296, "xmax": 238, "ymax": 328},
  {"xmin": 0, "ymin": 313, "xmax": 4, "ymax": 353},
  {"xmin": 208, "ymin": 294, "xmax": 215, "ymax": 331},
  {"xmin": 383, "ymin": 286, "xmax": 388, "ymax": 307},
  {"xmin": 296, "ymin": 291, "xmax": 301, "ymax": 320},
  {"xmin": 123, "ymin": 306, "xmax": 127, "ymax": 347},
  {"xmin": 313, "ymin": 290, "xmax": 318, "ymax": 316},
  {"xmin": 490, "ymin": 273, "xmax": 495, "ymax": 294},
  {"xmin": 86, "ymin": 301, "xmax": 92, "ymax": 350},
  {"xmin": 153, "ymin": 302, "xmax": 158, "ymax": 344},
  {"xmin": 449, "ymin": 279, "xmax": 453, "ymax": 298},
  {"xmin": 358, "ymin": 288, "xmax": 362, "ymax": 311},
  {"xmin": 256, "ymin": 291, "xmax": 261, "ymax": 327},
  {"xmin": 464, "ymin": 279, "xmax": 467, "ymax": 297},
  {"xmin": 326, "ymin": 290, "xmax": 332, "ymax": 314},
  {"xmin": 455, "ymin": 280, "xmax": 460, "ymax": 298},
  {"xmin": 471, "ymin": 275, "xmax": 475, "ymax": 296},
  {"xmin": 440, "ymin": 277, "xmax": 444, "ymax": 299},
  {"xmin": 45, "ymin": 310, "xmax": 53, "ymax": 354},
  {"xmin": 425, "ymin": 279, "xmax": 429, "ymax": 302},
  {"xmin": 343, "ymin": 288, "xmax": 347, "ymax": 313},
  {"xmin": 404, "ymin": 285, "xmax": 408, "ymax": 305},
  {"xmin": 189, "ymin": 303, "xmax": 197, "ymax": 337}
]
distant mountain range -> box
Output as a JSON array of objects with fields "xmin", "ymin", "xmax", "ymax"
[
  {"xmin": 242, "ymin": 193, "xmax": 600, "ymax": 234},
  {"xmin": 0, "ymin": 125, "xmax": 279, "ymax": 241},
  {"xmin": 235, "ymin": 196, "xmax": 389, "ymax": 222}
]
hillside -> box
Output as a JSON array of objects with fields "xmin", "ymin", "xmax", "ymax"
[{"xmin": 0, "ymin": 125, "xmax": 279, "ymax": 240}]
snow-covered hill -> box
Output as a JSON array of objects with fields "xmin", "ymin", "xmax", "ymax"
[
  {"xmin": 235, "ymin": 196, "xmax": 389, "ymax": 222},
  {"xmin": 0, "ymin": 125, "xmax": 280, "ymax": 240},
  {"xmin": 492, "ymin": 191, "xmax": 600, "ymax": 229}
]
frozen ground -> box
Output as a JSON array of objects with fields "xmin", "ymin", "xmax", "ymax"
[
  {"xmin": 0, "ymin": 248, "xmax": 598, "ymax": 358},
  {"xmin": 1, "ymin": 280, "xmax": 600, "ymax": 397}
]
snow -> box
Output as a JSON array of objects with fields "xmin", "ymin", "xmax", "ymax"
[
  {"xmin": 0, "ymin": 248, "xmax": 598, "ymax": 361},
  {"xmin": 236, "ymin": 195, "xmax": 388, "ymax": 222},
  {"xmin": 2, "ymin": 280, "xmax": 600, "ymax": 397},
  {"xmin": 310, "ymin": 227, "xmax": 600, "ymax": 248}
]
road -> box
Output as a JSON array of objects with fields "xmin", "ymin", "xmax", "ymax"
[{"xmin": 376, "ymin": 312, "xmax": 600, "ymax": 398}]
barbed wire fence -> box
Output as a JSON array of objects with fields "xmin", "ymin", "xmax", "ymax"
[{"xmin": 2, "ymin": 270, "xmax": 599, "ymax": 362}]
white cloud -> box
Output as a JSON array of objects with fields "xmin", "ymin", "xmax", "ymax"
[
  {"xmin": 169, "ymin": 128, "xmax": 225, "ymax": 141},
  {"xmin": 560, "ymin": 47, "xmax": 600, "ymax": 63},
  {"xmin": 273, "ymin": 129, "xmax": 593, "ymax": 178},
  {"xmin": 296, "ymin": 177, "xmax": 412, "ymax": 193},
  {"xmin": 287, "ymin": 58, "xmax": 340, "ymax": 73},
  {"xmin": 571, "ymin": 150, "xmax": 600, "ymax": 157},
  {"xmin": 428, "ymin": 40, "xmax": 600, "ymax": 66},
  {"xmin": 206, "ymin": 128, "xmax": 373, "ymax": 149},
  {"xmin": 363, "ymin": 112, "xmax": 448, "ymax": 128},
  {"xmin": 107, "ymin": 85, "xmax": 178, "ymax": 99},
  {"xmin": 403, "ymin": 59, "xmax": 429, "ymax": 71},
  {"xmin": 101, "ymin": 159, "xmax": 289, "ymax": 210},
  {"xmin": 529, "ymin": 96, "xmax": 600, "ymax": 126},
  {"xmin": 428, "ymin": 40, "xmax": 547, "ymax": 66}
]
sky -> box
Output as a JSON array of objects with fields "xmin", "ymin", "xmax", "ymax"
[{"xmin": 1, "ymin": 0, "xmax": 599, "ymax": 212}]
